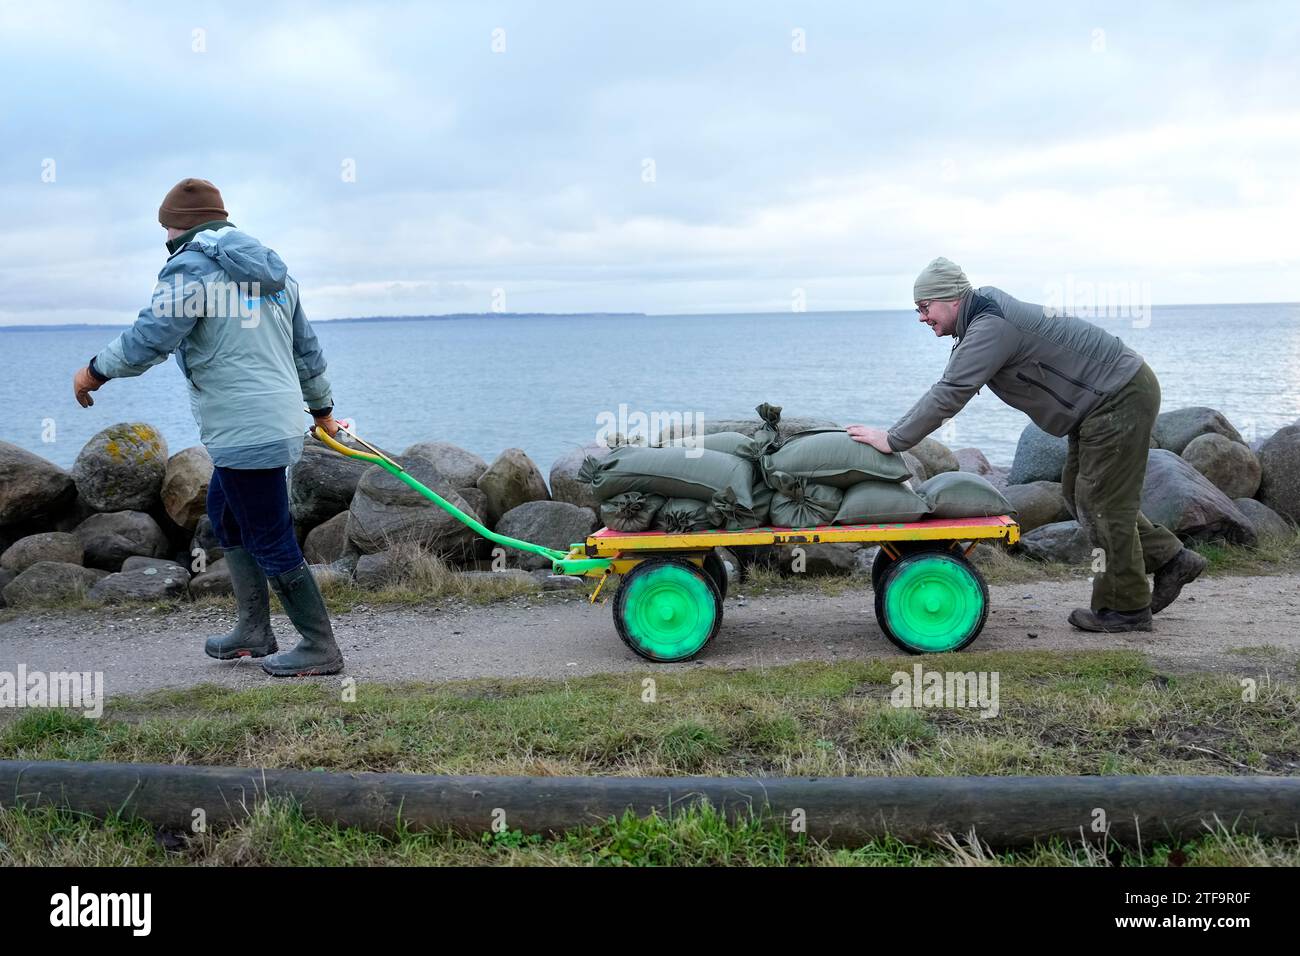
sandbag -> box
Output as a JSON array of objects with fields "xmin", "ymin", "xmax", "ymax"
[
  {"xmin": 916, "ymin": 471, "xmax": 1015, "ymax": 519},
  {"xmin": 585, "ymin": 446, "xmax": 759, "ymax": 505},
  {"xmin": 766, "ymin": 472, "xmax": 843, "ymax": 528},
  {"xmin": 707, "ymin": 485, "xmax": 773, "ymax": 531},
  {"xmin": 834, "ymin": 481, "xmax": 931, "ymax": 524},
  {"xmin": 662, "ymin": 431, "xmax": 763, "ymax": 459},
  {"xmin": 761, "ymin": 430, "xmax": 911, "ymax": 488},
  {"xmin": 600, "ymin": 492, "xmax": 666, "ymax": 532},
  {"xmin": 654, "ymin": 497, "xmax": 714, "ymax": 533}
]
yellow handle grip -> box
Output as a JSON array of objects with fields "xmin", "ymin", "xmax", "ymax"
[{"xmin": 312, "ymin": 425, "xmax": 383, "ymax": 464}]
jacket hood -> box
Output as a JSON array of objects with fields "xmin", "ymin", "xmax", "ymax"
[
  {"xmin": 954, "ymin": 288, "xmax": 977, "ymax": 340},
  {"xmin": 184, "ymin": 227, "xmax": 288, "ymax": 294}
]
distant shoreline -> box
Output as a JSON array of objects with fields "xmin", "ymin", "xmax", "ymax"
[
  {"xmin": 0, "ymin": 312, "xmax": 649, "ymax": 333},
  {"xmin": 1, "ymin": 301, "xmax": 1296, "ymax": 332}
]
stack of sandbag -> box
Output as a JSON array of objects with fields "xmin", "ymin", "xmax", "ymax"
[
  {"xmin": 582, "ymin": 441, "xmax": 772, "ymax": 531},
  {"xmin": 758, "ymin": 424, "xmax": 931, "ymax": 526},
  {"xmin": 581, "ymin": 402, "xmax": 1016, "ymax": 532},
  {"xmin": 754, "ymin": 404, "xmax": 1015, "ymax": 527}
]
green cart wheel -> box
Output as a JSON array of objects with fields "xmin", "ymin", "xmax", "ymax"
[
  {"xmin": 870, "ymin": 541, "xmax": 956, "ymax": 593},
  {"xmin": 873, "ymin": 551, "xmax": 988, "ymax": 654},
  {"xmin": 614, "ymin": 559, "xmax": 722, "ymax": 662}
]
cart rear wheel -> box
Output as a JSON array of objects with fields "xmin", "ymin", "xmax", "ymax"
[
  {"xmin": 614, "ymin": 559, "xmax": 722, "ymax": 662},
  {"xmin": 870, "ymin": 541, "xmax": 956, "ymax": 592},
  {"xmin": 873, "ymin": 551, "xmax": 988, "ymax": 654}
]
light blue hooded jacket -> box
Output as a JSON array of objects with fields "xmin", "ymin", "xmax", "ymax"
[{"xmin": 92, "ymin": 222, "xmax": 333, "ymax": 469}]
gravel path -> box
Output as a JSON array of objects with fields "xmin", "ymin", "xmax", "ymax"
[{"xmin": 1, "ymin": 572, "xmax": 1297, "ymax": 698}]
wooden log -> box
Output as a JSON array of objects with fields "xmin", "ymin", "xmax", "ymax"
[{"xmin": 2, "ymin": 760, "xmax": 1298, "ymax": 847}]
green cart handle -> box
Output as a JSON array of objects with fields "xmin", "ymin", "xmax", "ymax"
[{"xmin": 310, "ymin": 425, "xmax": 609, "ymax": 576}]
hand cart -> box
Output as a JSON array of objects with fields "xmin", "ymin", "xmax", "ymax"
[{"xmin": 311, "ymin": 424, "xmax": 1020, "ymax": 663}]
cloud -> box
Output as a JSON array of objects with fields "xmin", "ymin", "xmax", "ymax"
[{"xmin": 1, "ymin": 0, "xmax": 1297, "ymax": 325}]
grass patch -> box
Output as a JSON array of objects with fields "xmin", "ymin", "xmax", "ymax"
[
  {"xmin": 2, "ymin": 651, "xmax": 1295, "ymax": 778},
  {"xmin": 3, "ymin": 651, "xmax": 1296, "ymax": 866},
  {"xmin": 1190, "ymin": 529, "xmax": 1300, "ymax": 576},
  {"xmin": 2, "ymin": 800, "xmax": 1296, "ymax": 867}
]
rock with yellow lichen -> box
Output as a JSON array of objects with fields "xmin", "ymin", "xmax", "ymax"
[{"xmin": 71, "ymin": 422, "xmax": 169, "ymax": 512}]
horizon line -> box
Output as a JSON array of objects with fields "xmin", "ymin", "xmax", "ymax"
[{"xmin": 1, "ymin": 300, "xmax": 1296, "ymax": 332}]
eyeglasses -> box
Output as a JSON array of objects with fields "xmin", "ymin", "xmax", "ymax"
[{"xmin": 915, "ymin": 300, "xmax": 933, "ymax": 316}]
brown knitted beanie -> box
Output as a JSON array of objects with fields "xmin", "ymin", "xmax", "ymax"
[{"xmin": 158, "ymin": 178, "xmax": 228, "ymax": 230}]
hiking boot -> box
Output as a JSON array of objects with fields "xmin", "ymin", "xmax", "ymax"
[
  {"xmin": 204, "ymin": 546, "xmax": 278, "ymax": 659},
  {"xmin": 1068, "ymin": 606, "xmax": 1153, "ymax": 633},
  {"xmin": 1150, "ymin": 547, "xmax": 1208, "ymax": 614},
  {"xmin": 261, "ymin": 561, "xmax": 344, "ymax": 677}
]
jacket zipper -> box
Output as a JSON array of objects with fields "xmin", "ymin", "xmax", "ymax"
[
  {"xmin": 1016, "ymin": 371, "xmax": 1076, "ymax": 410},
  {"xmin": 1039, "ymin": 361, "xmax": 1105, "ymax": 397}
]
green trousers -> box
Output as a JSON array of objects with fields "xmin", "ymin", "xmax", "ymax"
[{"xmin": 1061, "ymin": 361, "xmax": 1185, "ymax": 612}]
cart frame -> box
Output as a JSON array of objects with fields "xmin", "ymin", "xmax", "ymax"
[{"xmin": 568, "ymin": 515, "xmax": 1020, "ymax": 662}]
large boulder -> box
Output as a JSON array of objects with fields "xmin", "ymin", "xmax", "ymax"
[
  {"xmin": 1232, "ymin": 498, "xmax": 1295, "ymax": 543},
  {"xmin": 190, "ymin": 558, "xmax": 233, "ymax": 597},
  {"xmin": 1180, "ymin": 433, "xmax": 1260, "ymax": 499},
  {"xmin": 72, "ymin": 422, "xmax": 168, "ymax": 512},
  {"xmin": 1256, "ymin": 425, "xmax": 1300, "ymax": 524},
  {"xmin": 27, "ymin": 492, "xmax": 99, "ymax": 536},
  {"xmin": 550, "ymin": 444, "xmax": 611, "ymax": 514},
  {"xmin": 1016, "ymin": 520, "xmax": 1094, "ymax": 565},
  {"xmin": 347, "ymin": 455, "xmax": 481, "ymax": 557},
  {"xmin": 402, "ymin": 441, "xmax": 489, "ymax": 489},
  {"xmin": 122, "ymin": 555, "xmax": 192, "ymax": 578},
  {"xmin": 0, "ymin": 440, "xmax": 77, "ymax": 527},
  {"xmin": 354, "ymin": 550, "xmax": 399, "ymax": 589},
  {"xmin": 289, "ymin": 440, "xmax": 371, "ymax": 538},
  {"xmin": 2, "ymin": 561, "xmax": 107, "ymax": 607},
  {"xmin": 1, "ymin": 532, "xmax": 84, "ymax": 573},
  {"xmin": 457, "ymin": 486, "xmax": 489, "ymax": 522},
  {"xmin": 476, "ymin": 449, "xmax": 550, "ymax": 526},
  {"xmin": 161, "ymin": 446, "xmax": 212, "ymax": 531},
  {"xmin": 1140, "ymin": 449, "xmax": 1255, "ymax": 545},
  {"xmin": 1008, "ymin": 423, "xmax": 1069, "ymax": 484},
  {"xmin": 73, "ymin": 510, "xmax": 171, "ymax": 570},
  {"xmin": 309, "ymin": 564, "xmax": 351, "ymax": 589},
  {"xmin": 954, "ymin": 447, "xmax": 994, "ymax": 476},
  {"xmin": 900, "ymin": 451, "xmax": 928, "ymax": 484},
  {"xmin": 1154, "ymin": 406, "xmax": 1243, "ymax": 456},
  {"xmin": 190, "ymin": 515, "xmax": 224, "ymax": 569},
  {"xmin": 1003, "ymin": 481, "xmax": 1071, "ymax": 533},
  {"xmin": 90, "ymin": 563, "xmax": 189, "ymax": 604},
  {"xmin": 304, "ymin": 511, "xmax": 352, "ymax": 565},
  {"xmin": 779, "ymin": 542, "xmax": 860, "ymax": 576},
  {"xmin": 0, "ymin": 568, "xmax": 15, "ymax": 606},
  {"xmin": 493, "ymin": 500, "xmax": 599, "ymax": 571},
  {"xmin": 984, "ymin": 465, "xmax": 1011, "ymax": 494},
  {"xmin": 908, "ymin": 437, "xmax": 959, "ymax": 478}
]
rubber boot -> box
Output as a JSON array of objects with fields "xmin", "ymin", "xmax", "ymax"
[
  {"xmin": 204, "ymin": 546, "xmax": 278, "ymax": 659},
  {"xmin": 261, "ymin": 561, "xmax": 344, "ymax": 677}
]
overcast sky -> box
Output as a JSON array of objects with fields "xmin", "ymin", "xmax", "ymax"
[{"xmin": 1, "ymin": 1, "xmax": 1297, "ymax": 326}]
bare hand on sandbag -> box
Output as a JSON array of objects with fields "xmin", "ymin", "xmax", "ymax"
[{"xmin": 846, "ymin": 425, "xmax": 894, "ymax": 453}]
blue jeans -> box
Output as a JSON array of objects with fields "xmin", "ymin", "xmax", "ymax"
[{"xmin": 206, "ymin": 465, "xmax": 304, "ymax": 577}]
